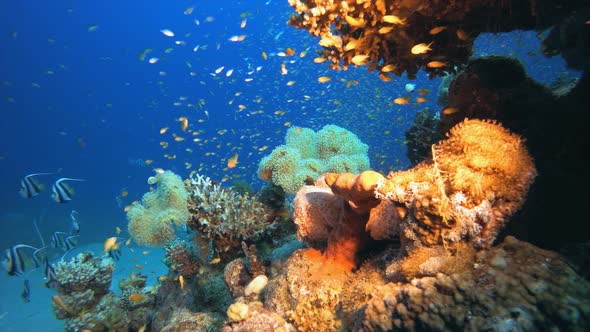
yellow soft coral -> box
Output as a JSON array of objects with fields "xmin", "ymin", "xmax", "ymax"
[{"xmin": 127, "ymin": 171, "xmax": 189, "ymax": 247}]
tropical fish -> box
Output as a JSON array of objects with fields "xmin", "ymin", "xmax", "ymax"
[
  {"xmin": 19, "ymin": 173, "xmax": 52, "ymax": 198},
  {"xmin": 382, "ymin": 15, "xmax": 406, "ymax": 25},
  {"xmin": 427, "ymin": 61, "xmax": 446, "ymax": 68},
  {"xmin": 70, "ymin": 210, "xmax": 80, "ymax": 235},
  {"xmin": 107, "ymin": 247, "xmax": 122, "ymax": 261},
  {"xmin": 103, "ymin": 237, "xmax": 118, "ymax": 252},
  {"xmin": 21, "ymin": 279, "xmax": 31, "ymax": 303},
  {"xmin": 51, "ymin": 232, "xmax": 78, "ymax": 252},
  {"xmin": 227, "ymin": 154, "xmax": 238, "ymax": 169},
  {"xmin": 179, "ymin": 275, "xmax": 185, "ymax": 289},
  {"xmin": 405, "ymin": 83, "xmax": 416, "ymax": 92},
  {"xmin": 1, "ymin": 244, "xmax": 43, "ymax": 276},
  {"xmin": 43, "ymin": 256, "xmax": 58, "ymax": 289},
  {"xmin": 411, "ymin": 42, "xmax": 433, "ymax": 55},
  {"xmin": 429, "ymin": 26, "xmax": 447, "ymax": 35},
  {"xmin": 160, "ymin": 29, "xmax": 175, "ymax": 37},
  {"xmin": 51, "ymin": 178, "xmax": 86, "ymax": 203}
]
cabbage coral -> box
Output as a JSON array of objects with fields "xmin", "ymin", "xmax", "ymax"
[
  {"xmin": 127, "ymin": 171, "xmax": 190, "ymax": 247},
  {"xmin": 258, "ymin": 125, "xmax": 369, "ymax": 194}
]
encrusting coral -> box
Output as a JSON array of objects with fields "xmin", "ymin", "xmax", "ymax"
[
  {"xmin": 258, "ymin": 124, "xmax": 369, "ymax": 194},
  {"xmin": 127, "ymin": 170, "xmax": 190, "ymax": 247}
]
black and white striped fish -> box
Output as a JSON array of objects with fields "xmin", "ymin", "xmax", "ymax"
[
  {"xmin": 43, "ymin": 256, "xmax": 58, "ymax": 289},
  {"xmin": 19, "ymin": 173, "xmax": 52, "ymax": 198},
  {"xmin": 1, "ymin": 244, "xmax": 43, "ymax": 276},
  {"xmin": 70, "ymin": 210, "xmax": 80, "ymax": 235},
  {"xmin": 21, "ymin": 279, "xmax": 31, "ymax": 303},
  {"xmin": 51, "ymin": 232, "xmax": 79, "ymax": 252},
  {"xmin": 51, "ymin": 178, "xmax": 86, "ymax": 203}
]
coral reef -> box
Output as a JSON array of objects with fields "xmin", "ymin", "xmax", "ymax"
[
  {"xmin": 186, "ymin": 174, "xmax": 274, "ymax": 261},
  {"xmin": 358, "ymin": 236, "xmax": 590, "ymax": 331},
  {"xmin": 51, "ymin": 252, "xmax": 155, "ymax": 332},
  {"xmin": 263, "ymin": 237, "xmax": 590, "ymax": 331},
  {"xmin": 164, "ymin": 239, "xmax": 202, "ymax": 277},
  {"xmin": 287, "ymin": 0, "xmax": 586, "ymax": 78},
  {"xmin": 433, "ymin": 56, "xmax": 589, "ymax": 258},
  {"xmin": 258, "ymin": 125, "xmax": 369, "ymax": 194},
  {"xmin": 294, "ymin": 119, "xmax": 536, "ymax": 270},
  {"xmin": 404, "ymin": 108, "xmax": 440, "ymax": 167},
  {"xmin": 127, "ymin": 170, "xmax": 190, "ymax": 247}
]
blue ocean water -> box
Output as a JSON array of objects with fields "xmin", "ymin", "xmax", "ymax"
[{"xmin": 0, "ymin": 1, "xmax": 580, "ymax": 330}]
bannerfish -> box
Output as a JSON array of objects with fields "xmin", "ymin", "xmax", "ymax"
[
  {"xmin": 51, "ymin": 178, "xmax": 86, "ymax": 203},
  {"xmin": 19, "ymin": 173, "xmax": 52, "ymax": 198},
  {"xmin": 70, "ymin": 210, "xmax": 80, "ymax": 235},
  {"xmin": 43, "ymin": 256, "xmax": 58, "ymax": 289},
  {"xmin": 51, "ymin": 232, "xmax": 78, "ymax": 252},
  {"xmin": 21, "ymin": 279, "xmax": 31, "ymax": 303},
  {"xmin": 1, "ymin": 244, "xmax": 43, "ymax": 276}
]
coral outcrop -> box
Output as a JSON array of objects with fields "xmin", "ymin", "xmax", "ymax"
[
  {"xmin": 51, "ymin": 252, "xmax": 155, "ymax": 332},
  {"xmin": 264, "ymin": 237, "xmax": 590, "ymax": 331},
  {"xmin": 358, "ymin": 236, "xmax": 590, "ymax": 331},
  {"xmin": 127, "ymin": 170, "xmax": 190, "ymax": 247},
  {"xmin": 164, "ymin": 239, "xmax": 202, "ymax": 277},
  {"xmin": 287, "ymin": 0, "xmax": 586, "ymax": 79},
  {"xmin": 258, "ymin": 125, "xmax": 369, "ymax": 194},
  {"xmin": 296, "ymin": 119, "xmax": 536, "ymax": 267},
  {"xmin": 186, "ymin": 174, "xmax": 274, "ymax": 261}
]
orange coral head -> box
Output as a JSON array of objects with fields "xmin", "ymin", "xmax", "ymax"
[{"xmin": 324, "ymin": 171, "xmax": 385, "ymax": 214}]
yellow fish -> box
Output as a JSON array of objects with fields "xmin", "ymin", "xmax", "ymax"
[
  {"xmin": 227, "ymin": 153, "xmax": 238, "ymax": 169},
  {"xmin": 317, "ymin": 76, "xmax": 331, "ymax": 83},
  {"xmin": 411, "ymin": 42, "xmax": 433, "ymax": 55},
  {"xmin": 103, "ymin": 237, "xmax": 118, "ymax": 252},
  {"xmin": 179, "ymin": 275, "xmax": 185, "ymax": 289}
]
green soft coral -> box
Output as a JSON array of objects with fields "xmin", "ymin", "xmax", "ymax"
[
  {"xmin": 258, "ymin": 125, "xmax": 370, "ymax": 194},
  {"xmin": 127, "ymin": 171, "xmax": 189, "ymax": 247}
]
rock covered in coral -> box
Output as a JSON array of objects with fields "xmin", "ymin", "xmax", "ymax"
[
  {"xmin": 357, "ymin": 237, "xmax": 590, "ymax": 331},
  {"xmin": 223, "ymin": 300, "xmax": 293, "ymax": 332},
  {"xmin": 54, "ymin": 252, "xmax": 114, "ymax": 296},
  {"xmin": 264, "ymin": 237, "xmax": 590, "ymax": 331},
  {"xmin": 164, "ymin": 239, "xmax": 202, "ymax": 277},
  {"xmin": 52, "ymin": 252, "xmax": 155, "ymax": 332},
  {"xmin": 186, "ymin": 174, "xmax": 274, "ymax": 260},
  {"xmin": 258, "ymin": 125, "xmax": 369, "ymax": 194},
  {"xmin": 127, "ymin": 170, "xmax": 190, "ymax": 247},
  {"xmin": 159, "ymin": 309, "xmax": 224, "ymax": 332},
  {"xmin": 287, "ymin": 0, "xmax": 585, "ymax": 79},
  {"xmin": 376, "ymin": 119, "xmax": 537, "ymax": 249},
  {"xmin": 52, "ymin": 252, "xmax": 114, "ymax": 321}
]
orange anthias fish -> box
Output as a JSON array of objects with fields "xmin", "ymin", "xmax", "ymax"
[
  {"xmin": 104, "ymin": 237, "xmax": 118, "ymax": 252},
  {"xmin": 393, "ymin": 96, "xmax": 410, "ymax": 105},
  {"xmin": 285, "ymin": 47, "xmax": 295, "ymax": 56},
  {"xmin": 179, "ymin": 275, "xmax": 185, "ymax": 289},
  {"xmin": 227, "ymin": 153, "xmax": 238, "ymax": 169}
]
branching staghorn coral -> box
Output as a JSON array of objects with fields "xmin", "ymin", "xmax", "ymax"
[{"xmin": 186, "ymin": 174, "xmax": 273, "ymax": 260}]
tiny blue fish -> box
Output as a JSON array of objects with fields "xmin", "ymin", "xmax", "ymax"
[
  {"xmin": 19, "ymin": 173, "xmax": 52, "ymax": 198},
  {"xmin": 51, "ymin": 178, "xmax": 86, "ymax": 203}
]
